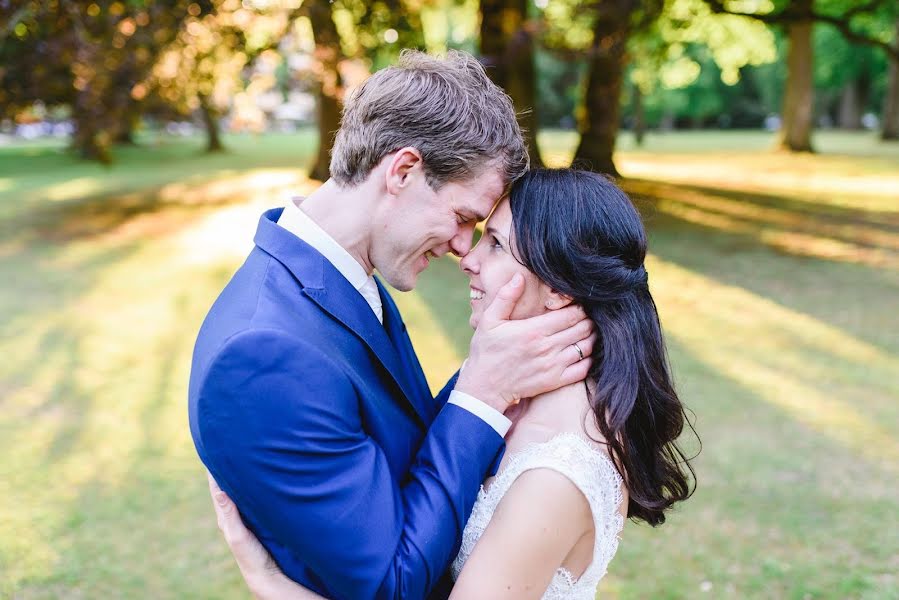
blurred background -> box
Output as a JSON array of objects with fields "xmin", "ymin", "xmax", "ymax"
[{"xmin": 1, "ymin": 0, "xmax": 897, "ymax": 598}]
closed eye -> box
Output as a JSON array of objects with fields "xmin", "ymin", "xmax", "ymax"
[{"xmin": 490, "ymin": 235, "xmax": 503, "ymax": 250}]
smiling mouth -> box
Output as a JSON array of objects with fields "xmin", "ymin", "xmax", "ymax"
[{"xmin": 469, "ymin": 287, "xmax": 485, "ymax": 300}]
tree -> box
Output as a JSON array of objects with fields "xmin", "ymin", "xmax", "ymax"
[
  {"xmin": 881, "ymin": 17, "xmax": 899, "ymax": 139},
  {"xmin": 1, "ymin": 0, "xmax": 210, "ymax": 162},
  {"xmin": 302, "ymin": 0, "xmax": 426, "ymax": 180},
  {"xmin": 813, "ymin": 26, "xmax": 883, "ymax": 130},
  {"xmin": 305, "ymin": 0, "xmax": 344, "ymax": 181},
  {"xmin": 539, "ymin": 0, "xmax": 663, "ymax": 176},
  {"xmin": 706, "ymin": 0, "xmax": 899, "ymax": 151},
  {"xmin": 541, "ymin": 0, "xmax": 774, "ymax": 175},
  {"xmin": 780, "ymin": 0, "xmax": 815, "ymax": 151},
  {"xmin": 480, "ymin": 0, "xmax": 543, "ymax": 167},
  {"xmin": 146, "ymin": 0, "xmax": 296, "ymax": 153},
  {"xmin": 571, "ymin": 1, "xmax": 644, "ymax": 176},
  {"xmin": 627, "ymin": 0, "xmax": 777, "ymax": 132},
  {"xmin": 0, "ymin": 3, "xmax": 77, "ymax": 125}
]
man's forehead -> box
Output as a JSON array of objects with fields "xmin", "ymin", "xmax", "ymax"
[{"xmin": 458, "ymin": 169, "xmax": 506, "ymax": 219}]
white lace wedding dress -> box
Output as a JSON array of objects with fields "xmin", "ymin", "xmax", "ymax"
[{"xmin": 451, "ymin": 433, "xmax": 625, "ymax": 599}]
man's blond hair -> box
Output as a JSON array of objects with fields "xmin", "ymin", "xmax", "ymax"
[{"xmin": 329, "ymin": 50, "xmax": 529, "ymax": 189}]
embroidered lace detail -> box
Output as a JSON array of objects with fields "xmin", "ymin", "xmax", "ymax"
[{"xmin": 451, "ymin": 433, "xmax": 625, "ymax": 599}]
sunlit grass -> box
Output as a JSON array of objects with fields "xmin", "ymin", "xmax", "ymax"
[
  {"xmin": 539, "ymin": 129, "xmax": 899, "ymax": 214},
  {"xmin": 1, "ymin": 132, "xmax": 897, "ymax": 598}
]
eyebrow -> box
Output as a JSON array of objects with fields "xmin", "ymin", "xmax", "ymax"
[
  {"xmin": 461, "ymin": 209, "xmax": 488, "ymax": 222},
  {"xmin": 485, "ymin": 225, "xmax": 508, "ymax": 245}
]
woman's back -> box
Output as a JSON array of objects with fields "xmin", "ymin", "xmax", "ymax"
[{"xmin": 451, "ymin": 433, "xmax": 626, "ymax": 599}]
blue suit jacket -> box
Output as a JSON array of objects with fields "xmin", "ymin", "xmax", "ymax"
[{"xmin": 188, "ymin": 208, "xmax": 505, "ymax": 600}]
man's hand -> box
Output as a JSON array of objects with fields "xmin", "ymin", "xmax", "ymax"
[{"xmin": 455, "ymin": 273, "xmax": 595, "ymax": 413}]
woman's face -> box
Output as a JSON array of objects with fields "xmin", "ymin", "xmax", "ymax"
[{"xmin": 460, "ymin": 198, "xmax": 563, "ymax": 329}]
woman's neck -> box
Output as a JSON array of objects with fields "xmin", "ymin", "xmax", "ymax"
[{"xmin": 506, "ymin": 380, "xmax": 593, "ymax": 440}]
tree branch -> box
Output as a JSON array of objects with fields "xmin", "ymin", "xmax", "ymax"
[
  {"xmin": 705, "ymin": 0, "xmax": 802, "ymax": 24},
  {"xmin": 704, "ymin": 0, "xmax": 899, "ymax": 60},
  {"xmin": 841, "ymin": 0, "xmax": 891, "ymax": 22}
]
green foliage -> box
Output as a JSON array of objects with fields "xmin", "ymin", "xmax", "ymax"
[
  {"xmin": 535, "ymin": 49, "xmax": 584, "ymax": 128},
  {"xmin": 632, "ymin": 0, "xmax": 777, "ymax": 92},
  {"xmin": 530, "ymin": 0, "xmax": 780, "ymax": 134},
  {"xmin": 814, "ymin": 15, "xmax": 891, "ymax": 116},
  {"xmin": 328, "ymin": 0, "xmax": 427, "ymax": 69},
  {"xmin": 0, "ymin": 1, "xmax": 75, "ymax": 112},
  {"xmin": 145, "ymin": 0, "xmax": 294, "ymax": 127},
  {"xmin": 0, "ymin": 0, "xmax": 215, "ymax": 160}
]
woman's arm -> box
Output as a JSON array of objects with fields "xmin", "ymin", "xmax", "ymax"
[
  {"xmin": 208, "ymin": 473, "xmax": 328, "ymax": 600},
  {"xmin": 449, "ymin": 468, "xmax": 594, "ymax": 600}
]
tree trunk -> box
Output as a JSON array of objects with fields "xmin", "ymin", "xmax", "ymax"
[
  {"xmin": 881, "ymin": 19, "xmax": 899, "ymax": 141},
  {"xmin": 479, "ymin": 0, "xmax": 543, "ymax": 167},
  {"xmin": 72, "ymin": 121, "xmax": 111, "ymax": 163},
  {"xmin": 838, "ymin": 82, "xmax": 863, "ymax": 129},
  {"xmin": 114, "ymin": 118, "xmax": 137, "ymax": 145},
  {"xmin": 573, "ymin": 3, "xmax": 632, "ymax": 176},
  {"xmin": 114, "ymin": 101, "xmax": 142, "ymax": 145},
  {"xmin": 632, "ymin": 83, "xmax": 645, "ymax": 146},
  {"xmin": 71, "ymin": 86, "xmax": 113, "ymax": 163},
  {"xmin": 777, "ymin": 9, "xmax": 815, "ymax": 152},
  {"xmin": 307, "ymin": 0, "xmax": 344, "ymax": 182},
  {"xmin": 199, "ymin": 93, "xmax": 224, "ymax": 153},
  {"xmin": 114, "ymin": 130, "xmax": 135, "ymax": 145}
]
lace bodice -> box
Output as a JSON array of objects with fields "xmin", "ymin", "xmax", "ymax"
[{"xmin": 451, "ymin": 433, "xmax": 625, "ymax": 599}]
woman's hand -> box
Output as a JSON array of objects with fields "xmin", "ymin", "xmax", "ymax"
[{"xmin": 207, "ymin": 472, "xmax": 328, "ymax": 600}]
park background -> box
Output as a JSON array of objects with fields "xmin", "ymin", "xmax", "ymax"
[{"xmin": 1, "ymin": 0, "xmax": 898, "ymax": 598}]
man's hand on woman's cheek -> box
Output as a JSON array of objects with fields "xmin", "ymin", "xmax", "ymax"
[{"xmin": 456, "ymin": 273, "xmax": 596, "ymax": 413}]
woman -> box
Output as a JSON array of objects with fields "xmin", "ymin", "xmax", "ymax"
[{"xmin": 209, "ymin": 169, "xmax": 696, "ymax": 599}]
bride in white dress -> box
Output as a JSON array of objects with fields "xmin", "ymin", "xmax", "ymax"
[{"xmin": 209, "ymin": 169, "xmax": 696, "ymax": 599}]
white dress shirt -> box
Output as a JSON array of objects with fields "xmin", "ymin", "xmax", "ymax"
[{"xmin": 277, "ymin": 198, "xmax": 511, "ymax": 437}]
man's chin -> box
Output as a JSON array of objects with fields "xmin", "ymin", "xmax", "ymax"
[{"xmin": 382, "ymin": 269, "xmax": 417, "ymax": 292}]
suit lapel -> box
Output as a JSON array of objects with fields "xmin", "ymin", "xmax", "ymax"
[
  {"xmin": 303, "ymin": 275, "xmax": 431, "ymax": 427},
  {"xmin": 253, "ymin": 208, "xmax": 429, "ymax": 427},
  {"xmin": 377, "ymin": 278, "xmax": 435, "ymax": 422}
]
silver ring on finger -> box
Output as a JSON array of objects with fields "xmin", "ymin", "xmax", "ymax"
[{"xmin": 572, "ymin": 342, "xmax": 584, "ymax": 361}]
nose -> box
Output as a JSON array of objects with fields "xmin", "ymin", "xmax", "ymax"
[
  {"xmin": 460, "ymin": 236, "xmax": 481, "ymax": 275},
  {"xmin": 449, "ymin": 223, "xmax": 477, "ymax": 258}
]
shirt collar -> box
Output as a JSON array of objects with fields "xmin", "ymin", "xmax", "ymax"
[{"xmin": 277, "ymin": 197, "xmax": 371, "ymax": 293}]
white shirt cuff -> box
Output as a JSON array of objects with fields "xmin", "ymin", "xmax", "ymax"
[{"xmin": 447, "ymin": 390, "xmax": 512, "ymax": 438}]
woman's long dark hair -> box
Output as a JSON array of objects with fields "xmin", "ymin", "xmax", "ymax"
[{"xmin": 509, "ymin": 168, "xmax": 697, "ymax": 526}]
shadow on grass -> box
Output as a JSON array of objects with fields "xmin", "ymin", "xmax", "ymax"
[
  {"xmin": 4, "ymin": 139, "xmax": 897, "ymax": 596},
  {"xmin": 1, "ymin": 169, "xmax": 310, "ymax": 250},
  {"xmin": 0, "ymin": 219, "xmax": 243, "ymax": 595},
  {"xmin": 626, "ymin": 179, "xmax": 899, "ymax": 263},
  {"xmin": 604, "ymin": 334, "xmax": 898, "ymax": 599},
  {"xmin": 625, "ymin": 178, "xmax": 899, "ymax": 355}
]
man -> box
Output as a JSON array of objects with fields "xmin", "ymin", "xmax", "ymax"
[{"xmin": 188, "ymin": 50, "xmax": 594, "ymax": 600}]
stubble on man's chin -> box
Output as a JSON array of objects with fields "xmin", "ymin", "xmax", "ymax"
[{"xmin": 382, "ymin": 267, "xmax": 416, "ymax": 293}]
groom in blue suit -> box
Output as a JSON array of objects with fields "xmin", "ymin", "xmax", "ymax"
[{"xmin": 189, "ymin": 51, "xmax": 593, "ymax": 600}]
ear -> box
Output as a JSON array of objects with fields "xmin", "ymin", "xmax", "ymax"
[
  {"xmin": 384, "ymin": 147, "xmax": 423, "ymax": 196},
  {"xmin": 544, "ymin": 289, "xmax": 574, "ymax": 311}
]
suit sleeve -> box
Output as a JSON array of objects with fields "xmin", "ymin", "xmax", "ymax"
[
  {"xmin": 433, "ymin": 370, "xmax": 460, "ymax": 408},
  {"xmin": 196, "ymin": 330, "xmax": 503, "ymax": 600}
]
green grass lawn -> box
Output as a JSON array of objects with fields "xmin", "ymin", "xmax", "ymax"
[{"xmin": 1, "ymin": 130, "xmax": 897, "ymax": 599}]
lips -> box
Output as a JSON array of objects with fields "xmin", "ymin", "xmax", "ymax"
[{"xmin": 469, "ymin": 286, "xmax": 485, "ymax": 300}]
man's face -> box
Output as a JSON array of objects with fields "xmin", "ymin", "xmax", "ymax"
[{"xmin": 373, "ymin": 166, "xmax": 505, "ymax": 292}]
